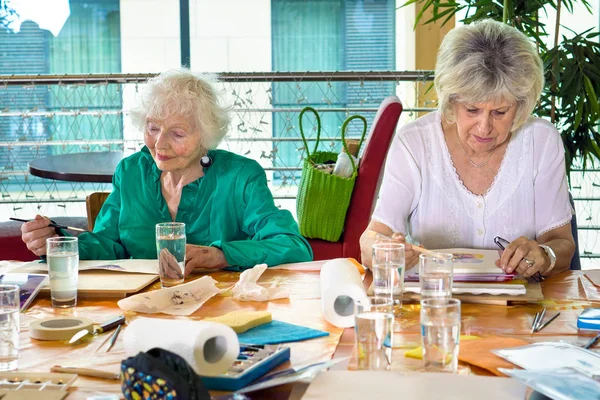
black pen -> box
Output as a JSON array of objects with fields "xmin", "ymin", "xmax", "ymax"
[
  {"xmin": 584, "ymin": 333, "xmax": 600, "ymax": 349},
  {"xmin": 9, "ymin": 217, "xmax": 86, "ymax": 232}
]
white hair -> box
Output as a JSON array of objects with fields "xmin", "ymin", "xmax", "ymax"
[
  {"xmin": 434, "ymin": 19, "xmax": 544, "ymax": 131},
  {"xmin": 130, "ymin": 69, "xmax": 230, "ymax": 149}
]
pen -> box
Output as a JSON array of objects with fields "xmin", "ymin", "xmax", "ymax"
[
  {"xmin": 50, "ymin": 365, "xmax": 119, "ymax": 380},
  {"xmin": 535, "ymin": 312, "xmax": 561, "ymax": 332},
  {"xmin": 10, "ymin": 217, "xmax": 86, "ymax": 232},
  {"xmin": 584, "ymin": 333, "xmax": 600, "ymax": 349},
  {"xmin": 105, "ymin": 324, "xmax": 122, "ymax": 353},
  {"xmin": 531, "ymin": 312, "xmax": 541, "ymax": 334}
]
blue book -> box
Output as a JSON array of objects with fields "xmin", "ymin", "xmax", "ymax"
[{"xmin": 577, "ymin": 308, "xmax": 600, "ymax": 330}]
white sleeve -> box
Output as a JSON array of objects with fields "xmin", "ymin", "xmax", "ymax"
[
  {"xmin": 371, "ymin": 132, "xmax": 422, "ymax": 235},
  {"xmin": 534, "ymin": 123, "xmax": 573, "ymax": 237}
]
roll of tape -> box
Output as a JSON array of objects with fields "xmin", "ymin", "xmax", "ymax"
[{"xmin": 29, "ymin": 317, "xmax": 94, "ymax": 341}]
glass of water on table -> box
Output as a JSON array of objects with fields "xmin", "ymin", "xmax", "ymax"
[
  {"xmin": 46, "ymin": 237, "xmax": 79, "ymax": 308},
  {"xmin": 419, "ymin": 252, "xmax": 454, "ymax": 299},
  {"xmin": 156, "ymin": 222, "xmax": 186, "ymax": 287},
  {"xmin": 371, "ymin": 242, "xmax": 405, "ymax": 317},
  {"xmin": 0, "ymin": 285, "xmax": 19, "ymax": 371},
  {"xmin": 420, "ymin": 298, "xmax": 461, "ymax": 373}
]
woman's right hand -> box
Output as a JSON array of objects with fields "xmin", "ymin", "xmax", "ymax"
[
  {"xmin": 20, "ymin": 215, "xmax": 57, "ymax": 256},
  {"xmin": 391, "ymin": 233, "xmax": 420, "ymax": 269}
]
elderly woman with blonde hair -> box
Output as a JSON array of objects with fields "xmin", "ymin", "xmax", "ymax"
[
  {"xmin": 360, "ymin": 20, "xmax": 575, "ymax": 278},
  {"xmin": 21, "ymin": 69, "xmax": 313, "ymax": 273}
]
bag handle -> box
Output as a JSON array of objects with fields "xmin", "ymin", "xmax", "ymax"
[
  {"xmin": 340, "ymin": 115, "xmax": 367, "ymax": 175},
  {"xmin": 299, "ymin": 106, "xmax": 321, "ymax": 159}
]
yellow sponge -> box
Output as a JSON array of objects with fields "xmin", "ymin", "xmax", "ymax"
[{"xmin": 204, "ymin": 310, "xmax": 272, "ymax": 333}]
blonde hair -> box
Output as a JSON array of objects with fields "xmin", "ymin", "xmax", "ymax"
[
  {"xmin": 130, "ymin": 69, "xmax": 230, "ymax": 149},
  {"xmin": 434, "ymin": 19, "xmax": 544, "ymax": 131}
]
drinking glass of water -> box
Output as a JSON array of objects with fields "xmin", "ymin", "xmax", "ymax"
[
  {"xmin": 46, "ymin": 237, "xmax": 79, "ymax": 308},
  {"xmin": 354, "ymin": 296, "xmax": 394, "ymax": 370},
  {"xmin": 372, "ymin": 242, "xmax": 405, "ymax": 317},
  {"xmin": 420, "ymin": 298, "xmax": 461, "ymax": 373},
  {"xmin": 419, "ymin": 252, "xmax": 454, "ymax": 299},
  {"xmin": 156, "ymin": 222, "xmax": 186, "ymax": 288},
  {"xmin": 0, "ymin": 285, "xmax": 19, "ymax": 371}
]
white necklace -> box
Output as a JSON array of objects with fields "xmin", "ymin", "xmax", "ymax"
[{"xmin": 456, "ymin": 131, "xmax": 493, "ymax": 168}]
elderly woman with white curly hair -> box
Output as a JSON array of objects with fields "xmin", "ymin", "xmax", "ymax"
[
  {"xmin": 360, "ymin": 19, "xmax": 575, "ymax": 279},
  {"xmin": 21, "ymin": 69, "xmax": 313, "ymax": 273}
]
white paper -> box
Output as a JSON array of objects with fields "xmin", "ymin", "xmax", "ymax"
[
  {"xmin": 117, "ymin": 276, "xmax": 220, "ymax": 315},
  {"xmin": 433, "ymin": 248, "xmax": 502, "ymax": 274},
  {"xmin": 232, "ymin": 264, "xmax": 290, "ymax": 301}
]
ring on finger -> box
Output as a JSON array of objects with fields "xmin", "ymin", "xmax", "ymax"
[{"xmin": 522, "ymin": 258, "xmax": 535, "ymax": 269}]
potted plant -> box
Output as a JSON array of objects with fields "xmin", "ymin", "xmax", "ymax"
[{"xmin": 405, "ymin": 0, "xmax": 600, "ymax": 177}]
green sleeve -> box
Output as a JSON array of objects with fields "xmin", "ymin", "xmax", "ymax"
[
  {"xmin": 213, "ymin": 164, "xmax": 313, "ymax": 270},
  {"xmin": 77, "ymin": 162, "xmax": 129, "ymax": 260}
]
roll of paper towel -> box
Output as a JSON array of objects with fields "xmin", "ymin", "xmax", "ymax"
[
  {"xmin": 320, "ymin": 258, "xmax": 367, "ymax": 328},
  {"xmin": 123, "ymin": 318, "xmax": 239, "ymax": 376}
]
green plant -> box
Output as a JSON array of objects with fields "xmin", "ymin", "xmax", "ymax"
[
  {"xmin": 405, "ymin": 0, "xmax": 600, "ymax": 176},
  {"xmin": 0, "ymin": 1, "xmax": 17, "ymax": 32}
]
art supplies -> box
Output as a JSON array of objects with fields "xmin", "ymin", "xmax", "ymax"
[
  {"xmin": 577, "ymin": 308, "xmax": 600, "ymax": 331},
  {"xmin": 0, "ymin": 273, "xmax": 47, "ymax": 311},
  {"xmin": 237, "ymin": 320, "xmax": 329, "ymax": 345},
  {"xmin": 0, "ymin": 372, "xmax": 77, "ymax": 392},
  {"xmin": 500, "ymin": 367, "xmax": 600, "ymax": 400},
  {"xmin": 320, "ymin": 258, "xmax": 366, "ymax": 328},
  {"xmin": 201, "ymin": 344, "xmax": 290, "ymax": 391},
  {"xmin": 50, "ymin": 366, "xmax": 119, "ymax": 380},
  {"xmin": 29, "ymin": 317, "xmax": 93, "ymax": 341},
  {"xmin": 123, "ymin": 318, "xmax": 239, "ymax": 376},
  {"xmin": 9, "ymin": 217, "xmax": 85, "ymax": 233}
]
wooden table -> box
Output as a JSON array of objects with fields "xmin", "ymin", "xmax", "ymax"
[
  {"xmin": 16, "ymin": 268, "xmax": 600, "ymax": 399},
  {"xmin": 29, "ymin": 151, "xmax": 123, "ymax": 183}
]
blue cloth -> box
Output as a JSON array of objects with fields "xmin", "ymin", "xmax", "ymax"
[{"xmin": 237, "ymin": 320, "xmax": 329, "ymax": 345}]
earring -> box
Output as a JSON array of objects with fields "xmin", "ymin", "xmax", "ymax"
[{"xmin": 200, "ymin": 155, "xmax": 212, "ymax": 168}]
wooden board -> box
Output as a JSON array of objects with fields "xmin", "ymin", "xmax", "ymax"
[
  {"xmin": 368, "ymin": 282, "xmax": 543, "ymax": 306},
  {"xmin": 9, "ymin": 264, "xmax": 157, "ymax": 299}
]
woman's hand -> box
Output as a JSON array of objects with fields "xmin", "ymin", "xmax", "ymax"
[
  {"xmin": 390, "ymin": 233, "xmax": 421, "ymax": 269},
  {"xmin": 496, "ymin": 236, "xmax": 549, "ymax": 278},
  {"xmin": 21, "ymin": 215, "xmax": 57, "ymax": 256},
  {"xmin": 184, "ymin": 245, "xmax": 228, "ymax": 276}
]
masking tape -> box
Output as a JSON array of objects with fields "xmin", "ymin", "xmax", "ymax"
[{"xmin": 29, "ymin": 317, "xmax": 94, "ymax": 341}]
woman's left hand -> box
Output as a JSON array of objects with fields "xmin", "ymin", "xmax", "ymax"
[
  {"xmin": 496, "ymin": 236, "xmax": 548, "ymax": 278},
  {"xmin": 184, "ymin": 245, "xmax": 228, "ymax": 276}
]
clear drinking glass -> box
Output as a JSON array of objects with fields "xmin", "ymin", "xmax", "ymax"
[
  {"xmin": 354, "ymin": 296, "xmax": 394, "ymax": 370},
  {"xmin": 46, "ymin": 237, "xmax": 79, "ymax": 308},
  {"xmin": 420, "ymin": 298, "xmax": 461, "ymax": 373},
  {"xmin": 0, "ymin": 285, "xmax": 19, "ymax": 371},
  {"xmin": 156, "ymin": 222, "xmax": 186, "ymax": 288},
  {"xmin": 372, "ymin": 242, "xmax": 405, "ymax": 317},
  {"xmin": 419, "ymin": 252, "xmax": 454, "ymax": 299}
]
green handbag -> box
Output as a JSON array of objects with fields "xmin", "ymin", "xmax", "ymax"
[{"xmin": 296, "ymin": 106, "xmax": 367, "ymax": 242}]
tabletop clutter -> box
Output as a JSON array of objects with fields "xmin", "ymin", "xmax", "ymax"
[{"xmin": 3, "ymin": 235, "xmax": 600, "ymax": 399}]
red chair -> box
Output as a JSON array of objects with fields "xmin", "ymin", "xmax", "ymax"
[{"xmin": 307, "ymin": 96, "xmax": 403, "ymax": 261}]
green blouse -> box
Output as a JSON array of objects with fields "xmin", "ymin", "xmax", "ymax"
[{"xmin": 77, "ymin": 147, "xmax": 313, "ymax": 270}]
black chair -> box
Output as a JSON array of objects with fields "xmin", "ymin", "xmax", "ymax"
[{"xmin": 569, "ymin": 193, "xmax": 581, "ymax": 270}]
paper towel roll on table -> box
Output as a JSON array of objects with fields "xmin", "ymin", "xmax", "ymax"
[
  {"xmin": 123, "ymin": 318, "xmax": 239, "ymax": 376},
  {"xmin": 320, "ymin": 258, "xmax": 367, "ymax": 328}
]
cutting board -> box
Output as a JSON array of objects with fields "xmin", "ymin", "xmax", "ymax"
[{"xmin": 9, "ymin": 264, "xmax": 157, "ymax": 299}]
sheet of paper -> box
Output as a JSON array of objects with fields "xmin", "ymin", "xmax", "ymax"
[
  {"xmin": 117, "ymin": 276, "xmax": 220, "ymax": 316},
  {"xmin": 433, "ymin": 248, "xmax": 502, "ymax": 274},
  {"xmin": 403, "ymin": 281, "xmax": 526, "ymax": 296},
  {"xmin": 300, "ymin": 371, "xmax": 526, "ymax": 400},
  {"xmin": 18, "ymin": 259, "xmax": 158, "ymax": 275}
]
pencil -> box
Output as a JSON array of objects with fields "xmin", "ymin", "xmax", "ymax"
[
  {"xmin": 9, "ymin": 217, "xmax": 86, "ymax": 232},
  {"xmin": 50, "ymin": 365, "xmax": 119, "ymax": 380},
  {"xmin": 368, "ymin": 231, "xmax": 432, "ymax": 253},
  {"xmin": 535, "ymin": 312, "xmax": 560, "ymax": 332},
  {"xmin": 531, "ymin": 312, "xmax": 540, "ymax": 335},
  {"xmin": 535, "ymin": 308, "xmax": 547, "ymax": 332},
  {"xmin": 583, "ymin": 333, "xmax": 600, "ymax": 349}
]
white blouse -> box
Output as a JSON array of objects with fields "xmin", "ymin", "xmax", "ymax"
[{"xmin": 371, "ymin": 111, "xmax": 572, "ymax": 250}]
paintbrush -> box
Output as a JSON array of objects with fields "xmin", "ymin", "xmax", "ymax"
[{"xmin": 10, "ymin": 217, "xmax": 86, "ymax": 232}]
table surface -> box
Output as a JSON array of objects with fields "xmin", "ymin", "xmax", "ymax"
[
  {"xmin": 15, "ymin": 266, "xmax": 600, "ymax": 399},
  {"xmin": 28, "ymin": 151, "xmax": 123, "ymax": 183}
]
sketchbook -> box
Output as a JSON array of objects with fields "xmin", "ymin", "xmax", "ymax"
[{"xmin": 432, "ymin": 248, "xmax": 504, "ymax": 275}]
